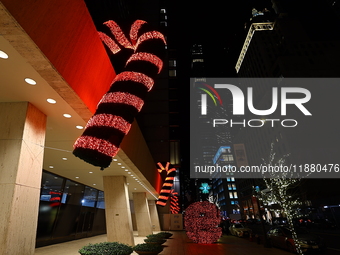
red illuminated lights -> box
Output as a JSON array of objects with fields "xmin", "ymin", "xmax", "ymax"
[
  {"xmin": 184, "ymin": 201, "xmax": 222, "ymax": 244},
  {"xmin": 73, "ymin": 19, "xmax": 166, "ymax": 169},
  {"xmin": 170, "ymin": 190, "xmax": 180, "ymax": 214},
  {"xmin": 99, "ymin": 92, "xmax": 144, "ymax": 112},
  {"xmin": 114, "ymin": 71, "xmax": 154, "ymax": 91},
  {"xmin": 104, "ymin": 20, "xmax": 134, "ymax": 49},
  {"xmin": 135, "ymin": 31, "xmax": 167, "ymax": 50},
  {"xmin": 129, "ymin": 20, "xmax": 147, "ymax": 43},
  {"xmin": 126, "ymin": 52, "xmax": 163, "ymax": 74},
  {"xmin": 156, "ymin": 162, "xmax": 177, "ymax": 206},
  {"xmin": 85, "ymin": 114, "xmax": 131, "ymax": 134},
  {"xmin": 98, "ymin": 32, "xmax": 121, "ymax": 54},
  {"xmin": 74, "ymin": 136, "xmax": 120, "ymax": 157}
]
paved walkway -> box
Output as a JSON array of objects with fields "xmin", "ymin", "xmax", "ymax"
[{"xmin": 35, "ymin": 231, "xmax": 294, "ymax": 255}]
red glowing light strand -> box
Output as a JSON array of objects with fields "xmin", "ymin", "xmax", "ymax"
[
  {"xmin": 184, "ymin": 201, "xmax": 222, "ymax": 244},
  {"xmin": 85, "ymin": 114, "xmax": 132, "ymax": 134},
  {"xmin": 156, "ymin": 162, "xmax": 177, "ymax": 206},
  {"xmin": 99, "ymin": 92, "xmax": 144, "ymax": 112},
  {"xmin": 126, "ymin": 52, "xmax": 163, "ymax": 74},
  {"xmin": 129, "ymin": 20, "xmax": 147, "ymax": 44},
  {"xmin": 135, "ymin": 31, "xmax": 167, "ymax": 51},
  {"xmin": 73, "ymin": 20, "xmax": 166, "ymax": 169},
  {"xmin": 98, "ymin": 31, "xmax": 121, "ymax": 54},
  {"xmin": 114, "ymin": 71, "xmax": 154, "ymax": 91},
  {"xmin": 170, "ymin": 190, "xmax": 180, "ymax": 214},
  {"xmin": 74, "ymin": 136, "xmax": 120, "ymax": 157},
  {"xmin": 104, "ymin": 20, "xmax": 134, "ymax": 49}
]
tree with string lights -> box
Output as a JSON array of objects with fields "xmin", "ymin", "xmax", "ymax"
[{"xmin": 257, "ymin": 142, "xmax": 306, "ymax": 255}]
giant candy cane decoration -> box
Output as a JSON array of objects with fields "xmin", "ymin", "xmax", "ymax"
[
  {"xmin": 73, "ymin": 20, "xmax": 166, "ymax": 169},
  {"xmin": 156, "ymin": 162, "xmax": 177, "ymax": 206}
]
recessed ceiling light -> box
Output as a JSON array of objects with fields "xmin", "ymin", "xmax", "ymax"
[
  {"xmin": 76, "ymin": 125, "xmax": 84, "ymax": 129},
  {"xmin": 113, "ymin": 159, "xmax": 118, "ymax": 161},
  {"xmin": 130, "ymin": 175, "xmax": 134, "ymax": 177},
  {"xmin": 63, "ymin": 114, "xmax": 72, "ymax": 118},
  {"xmin": 75, "ymin": 177, "xmax": 79, "ymax": 179},
  {"xmin": 93, "ymin": 184, "xmax": 96, "ymax": 186},
  {"xmin": 117, "ymin": 163, "xmax": 122, "ymax": 165},
  {"xmin": 121, "ymin": 166, "xmax": 125, "ymax": 168},
  {"xmin": 24, "ymin": 78, "xmax": 36, "ymax": 85},
  {"xmin": 125, "ymin": 169, "xmax": 129, "ymax": 172},
  {"xmin": 89, "ymin": 171, "xmax": 93, "ymax": 174},
  {"xmin": 127, "ymin": 183, "xmax": 129, "ymax": 185},
  {"xmin": 134, "ymin": 188, "xmax": 137, "ymax": 190},
  {"xmin": 47, "ymin": 98, "xmax": 56, "ymax": 104},
  {"xmin": 0, "ymin": 50, "xmax": 9, "ymax": 59},
  {"xmin": 128, "ymin": 172, "xmax": 131, "ymax": 174},
  {"xmin": 62, "ymin": 158, "xmax": 67, "ymax": 160},
  {"xmin": 49, "ymin": 166, "xmax": 54, "ymax": 168}
]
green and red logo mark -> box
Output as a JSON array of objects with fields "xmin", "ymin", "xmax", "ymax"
[{"xmin": 197, "ymin": 82, "xmax": 223, "ymax": 115}]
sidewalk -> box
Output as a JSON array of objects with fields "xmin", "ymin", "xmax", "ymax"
[{"xmin": 35, "ymin": 231, "xmax": 292, "ymax": 255}]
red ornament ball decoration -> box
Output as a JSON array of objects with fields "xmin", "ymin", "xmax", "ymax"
[{"xmin": 184, "ymin": 201, "xmax": 222, "ymax": 244}]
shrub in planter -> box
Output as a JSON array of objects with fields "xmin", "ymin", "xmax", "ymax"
[
  {"xmin": 78, "ymin": 242, "xmax": 133, "ymax": 255},
  {"xmin": 154, "ymin": 232, "xmax": 172, "ymax": 239},
  {"xmin": 145, "ymin": 234, "xmax": 162, "ymax": 239},
  {"xmin": 144, "ymin": 237, "xmax": 166, "ymax": 245},
  {"xmin": 133, "ymin": 243, "xmax": 163, "ymax": 255}
]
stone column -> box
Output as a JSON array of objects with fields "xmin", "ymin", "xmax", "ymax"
[
  {"xmin": 103, "ymin": 176, "xmax": 134, "ymax": 245},
  {"xmin": 148, "ymin": 200, "xmax": 161, "ymax": 231},
  {"xmin": 133, "ymin": 192, "xmax": 153, "ymax": 236},
  {"xmin": 0, "ymin": 102, "xmax": 46, "ymax": 255}
]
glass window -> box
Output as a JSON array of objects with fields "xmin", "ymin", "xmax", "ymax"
[
  {"xmin": 82, "ymin": 186, "xmax": 98, "ymax": 207},
  {"xmin": 169, "ymin": 59, "xmax": 177, "ymax": 67},
  {"xmin": 169, "ymin": 70, "xmax": 176, "ymax": 77},
  {"xmin": 97, "ymin": 191, "xmax": 105, "ymax": 209},
  {"xmin": 229, "ymin": 192, "xmax": 233, "ymax": 198},
  {"xmin": 61, "ymin": 180, "xmax": 85, "ymax": 206},
  {"xmin": 234, "ymin": 192, "xmax": 238, "ymax": 199},
  {"xmin": 40, "ymin": 172, "xmax": 64, "ymax": 203}
]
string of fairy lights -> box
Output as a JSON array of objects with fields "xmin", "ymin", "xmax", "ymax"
[{"xmin": 259, "ymin": 142, "xmax": 304, "ymax": 254}]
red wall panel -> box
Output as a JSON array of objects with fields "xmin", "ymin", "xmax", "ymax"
[{"xmin": 2, "ymin": 0, "xmax": 115, "ymax": 113}]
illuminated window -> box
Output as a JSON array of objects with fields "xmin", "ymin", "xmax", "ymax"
[
  {"xmin": 233, "ymin": 192, "xmax": 238, "ymax": 199},
  {"xmin": 231, "ymin": 177, "xmax": 235, "ymax": 182},
  {"xmin": 169, "ymin": 59, "xmax": 177, "ymax": 67},
  {"xmin": 231, "ymin": 201, "xmax": 235, "ymax": 205},
  {"xmin": 193, "ymin": 59, "xmax": 204, "ymax": 62},
  {"xmin": 169, "ymin": 70, "xmax": 177, "ymax": 77},
  {"xmin": 232, "ymin": 184, "xmax": 237, "ymax": 190},
  {"xmin": 229, "ymin": 192, "xmax": 233, "ymax": 198},
  {"xmin": 160, "ymin": 8, "xmax": 166, "ymax": 13},
  {"xmin": 228, "ymin": 184, "xmax": 232, "ymax": 190}
]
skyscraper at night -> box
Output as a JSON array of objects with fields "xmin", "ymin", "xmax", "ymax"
[{"xmin": 233, "ymin": 0, "xmax": 340, "ymax": 221}]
